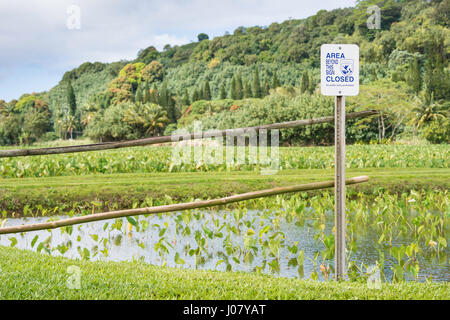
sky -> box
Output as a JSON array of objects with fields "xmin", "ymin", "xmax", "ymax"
[{"xmin": 0, "ymin": 0, "xmax": 356, "ymax": 102}]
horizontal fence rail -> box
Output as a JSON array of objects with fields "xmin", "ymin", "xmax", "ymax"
[
  {"xmin": 0, "ymin": 110, "xmax": 378, "ymax": 158},
  {"xmin": 0, "ymin": 176, "xmax": 369, "ymax": 235}
]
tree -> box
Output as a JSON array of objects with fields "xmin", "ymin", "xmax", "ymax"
[
  {"xmin": 263, "ymin": 76, "xmax": 270, "ymax": 96},
  {"xmin": 407, "ymin": 57, "xmax": 422, "ymax": 95},
  {"xmin": 141, "ymin": 61, "xmax": 164, "ymax": 83},
  {"xmin": 244, "ymin": 80, "xmax": 252, "ymax": 98},
  {"xmin": 81, "ymin": 109, "xmax": 96, "ymax": 128},
  {"xmin": 197, "ymin": 33, "xmax": 209, "ymax": 42},
  {"xmin": 142, "ymin": 81, "xmax": 150, "ymax": 103},
  {"xmin": 272, "ymin": 71, "xmax": 280, "ymax": 88},
  {"xmin": 230, "ymin": 76, "xmax": 237, "ymax": 100},
  {"xmin": 308, "ymin": 72, "xmax": 315, "ymax": 94},
  {"xmin": 424, "ymin": 59, "xmax": 449, "ymax": 102},
  {"xmin": 236, "ymin": 73, "xmax": 243, "ymax": 99},
  {"xmin": 0, "ymin": 114, "xmax": 21, "ymax": 145},
  {"xmin": 85, "ymin": 103, "xmax": 138, "ymax": 142},
  {"xmin": 198, "ymin": 86, "xmax": 205, "ymax": 100},
  {"xmin": 203, "ymin": 81, "xmax": 212, "ymax": 100},
  {"xmin": 159, "ymin": 80, "xmax": 169, "ymax": 107},
  {"xmin": 300, "ymin": 71, "xmax": 309, "ymax": 94},
  {"xmin": 167, "ymin": 96, "xmax": 177, "ymax": 123},
  {"xmin": 183, "ymin": 89, "xmax": 190, "ymax": 106},
  {"xmin": 62, "ymin": 113, "xmax": 77, "ymax": 140},
  {"xmin": 150, "ymin": 84, "xmax": 158, "ymax": 104},
  {"xmin": 422, "ymin": 117, "xmax": 450, "ymax": 144},
  {"xmin": 21, "ymin": 109, "xmax": 51, "ymax": 144},
  {"xmin": 135, "ymin": 84, "xmax": 143, "ymax": 103},
  {"xmin": 348, "ymin": 80, "xmax": 414, "ymax": 142},
  {"xmin": 123, "ymin": 103, "xmax": 169, "ymax": 136},
  {"xmin": 137, "ymin": 46, "xmax": 159, "ymax": 64},
  {"xmin": 253, "ymin": 68, "xmax": 262, "ymax": 98},
  {"xmin": 192, "ymin": 88, "xmax": 199, "ymax": 102},
  {"xmin": 411, "ymin": 93, "xmax": 446, "ymax": 129},
  {"xmin": 67, "ymin": 81, "xmax": 77, "ymax": 116},
  {"xmin": 220, "ymin": 84, "xmax": 227, "ymax": 99}
]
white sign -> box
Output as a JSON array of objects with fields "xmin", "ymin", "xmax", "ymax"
[{"xmin": 321, "ymin": 44, "xmax": 359, "ymax": 96}]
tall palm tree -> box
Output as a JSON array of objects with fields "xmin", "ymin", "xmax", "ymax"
[
  {"xmin": 124, "ymin": 103, "xmax": 169, "ymax": 136},
  {"xmin": 81, "ymin": 103, "xmax": 99, "ymax": 127},
  {"xmin": 411, "ymin": 93, "xmax": 446, "ymax": 129},
  {"xmin": 62, "ymin": 114, "xmax": 76, "ymax": 139}
]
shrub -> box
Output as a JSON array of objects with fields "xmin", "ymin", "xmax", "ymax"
[{"xmin": 423, "ymin": 118, "xmax": 450, "ymax": 144}]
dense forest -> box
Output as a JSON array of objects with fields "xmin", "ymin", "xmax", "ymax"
[{"xmin": 0, "ymin": 0, "xmax": 448, "ymax": 146}]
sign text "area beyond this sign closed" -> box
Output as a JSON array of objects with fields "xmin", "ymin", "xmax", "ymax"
[{"xmin": 320, "ymin": 44, "xmax": 359, "ymax": 96}]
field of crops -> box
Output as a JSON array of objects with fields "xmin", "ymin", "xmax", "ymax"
[
  {"xmin": 0, "ymin": 144, "xmax": 448, "ymax": 178},
  {"xmin": 0, "ymin": 143, "xmax": 448, "ymax": 288}
]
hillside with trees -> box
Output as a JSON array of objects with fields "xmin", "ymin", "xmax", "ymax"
[{"xmin": 0, "ymin": 0, "xmax": 448, "ymax": 145}]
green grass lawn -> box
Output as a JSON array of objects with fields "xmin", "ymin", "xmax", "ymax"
[
  {"xmin": 0, "ymin": 246, "xmax": 448, "ymax": 300},
  {"xmin": 0, "ymin": 167, "xmax": 448, "ymax": 216}
]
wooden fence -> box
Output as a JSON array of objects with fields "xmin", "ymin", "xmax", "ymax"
[{"xmin": 0, "ymin": 110, "xmax": 377, "ymax": 234}]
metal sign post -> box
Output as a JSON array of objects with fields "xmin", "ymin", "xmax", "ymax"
[
  {"xmin": 334, "ymin": 95, "xmax": 346, "ymax": 280},
  {"xmin": 321, "ymin": 44, "xmax": 359, "ymax": 280}
]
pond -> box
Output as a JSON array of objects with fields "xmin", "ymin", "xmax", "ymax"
[{"xmin": 1, "ymin": 204, "xmax": 448, "ymax": 282}]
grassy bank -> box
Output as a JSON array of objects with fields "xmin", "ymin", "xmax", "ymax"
[
  {"xmin": 0, "ymin": 246, "xmax": 448, "ymax": 300},
  {"xmin": 0, "ymin": 168, "xmax": 448, "ymax": 216}
]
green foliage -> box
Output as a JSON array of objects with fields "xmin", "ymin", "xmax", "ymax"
[
  {"xmin": 272, "ymin": 71, "xmax": 279, "ymax": 88},
  {"xmin": 1, "ymin": 144, "xmax": 447, "ymax": 178},
  {"xmin": 1, "ymin": 0, "xmax": 448, "ymax": 145},
  {"xmin": 134, "ymin": 84, "xmax": 143, "ymax": 103},
  {"xmin": 406, "ymin": 56, "xmax": 422, "ymax": 94},
  {"xmin": 85, "ymin": 103, "xmax": 140, "ymax": 142},
  {"xmin": 179, "ymin": 99, "xmax": 235, "ymax": 126},
  {"xmin": 1, "ymin": 245, "xmax": 448, "ymax": 299},
  {"xmin": 21, "ymin": 109, "xmax": 52, "ymax": 145},
  {"xmin": 14, "ymin": 95, "xmax": 37, "ymax": 112},
  {"xmin": 40, "ymin": 131, "xmax": 59, "ymax": 142},
  {"xmin": 141, "ymin": 61, "xmax": 165, "ymax": 83},
  {"xmin": 123, "ymin": 102, "xmax": 169, "ymax": 136},
  {"xmin": 197, "ymin": 33, "xmax": 209, "ymax": 42},
  {"xmin": 410, "ymin": 94, "xmax": 448, "ymax": 129},
  {"xmin": 47, "ymin": 61, "xmax": 125, "ymax": 126},
  {"xmin": 0, "ymin": 114, "xmax": 21, "ymax": 145},
  {"xmin": 163, "ymin": 123, "xmax": 178, "ymax": 136},
  {"xmin": 300, "ymin": 71, "xmax": 309, "ymax": 94},
  {"xmin": 181, "ymin": 84, "xmax": 410, "ymax": 145},
  {"xmin": 0, "ymin": 95, "xmax": 51, "ymax": 145},
  {"xmin": 66, "ymin": 81, "xmax": 77, "ymax": 116},
  {"xmin": 84, "ymin": 101, "xmax": 170, "ymax": 142},
  {"xmin": 220, "ymin": 84, "xmax": 227, "ymax": 99},
  {"xmin": 62, "ymin": 62, "xmax": 109, "ymax": 82},
  {"xmin": 0, "ymin": 182, "xmax": 448, "ymax": 283},
  {"xmin": 136, "ymin": 46, "xmax": 159, "ymax": 64},
  {"xmin": 203, "ymin": 81, "xmax": 211, "ymax": 101},
  {"xmin": 348, "ymin": 79, "xmax": 416, "ymax": 141},
  {"xmin": 232, "ymin": 73, "xmax": 244, "ymax": 100},
  {"xmin": 252, "ymin": 68, "xmax": 262, "ymax": 98},
  {"xmin": 423, "ymin": 117, "xmax": 450, "ymax": 144}
]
